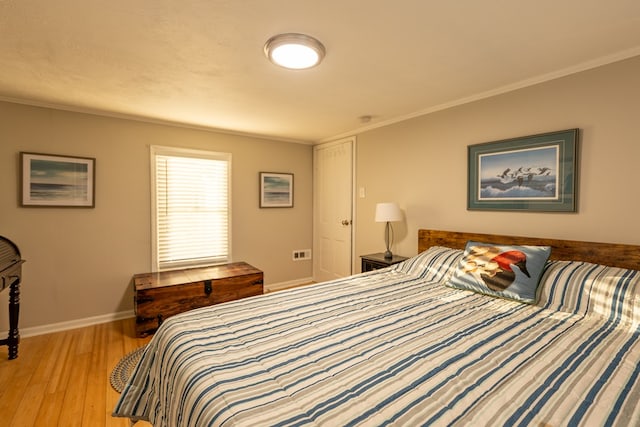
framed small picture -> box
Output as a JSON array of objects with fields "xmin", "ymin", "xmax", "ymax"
[
  {"xmin": 260, "ymin": 172, "xmax": 293, "ymax": 208},
  {"xmin": 467, "ymin": 129, "xmax": 578, "ymax": 212},
  {"xmin": 20, "ymin": 152, "xmax": 96, "ymax": 207}
]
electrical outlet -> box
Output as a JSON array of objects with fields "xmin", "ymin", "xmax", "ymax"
[{"xmin": 292, "ymin": 249, "xmax": 312, "ymax": 261}]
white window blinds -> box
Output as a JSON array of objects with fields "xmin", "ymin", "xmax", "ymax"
[{"xmin": 151, "ymin": 146, "xmax": 231, "ymax": 271}]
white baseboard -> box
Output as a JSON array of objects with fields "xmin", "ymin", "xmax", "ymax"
[
  {"xmin": 264, "ymin": 277, "xmax": 314, "ymax": 293},
  {"xmin": 3, "ymin": 310, "xmax": 135, "ymax": 339},
  {"xmin": 2, "ymin": 277, "xmax": 314, "ymax": 339}
]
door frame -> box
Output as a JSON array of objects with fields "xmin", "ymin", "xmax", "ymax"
[{"xmin": 312, "ymin": 136, "xmax": 357, "ymax": 281}]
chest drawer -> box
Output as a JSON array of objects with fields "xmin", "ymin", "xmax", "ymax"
[{"xmin": 133, "ymin": 262, "xmax": 263, "ymax": 337}]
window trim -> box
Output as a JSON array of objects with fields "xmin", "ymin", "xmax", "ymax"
[{"xmin": 150, "ymin": 145, "xmax": 232, "ymax": 272}]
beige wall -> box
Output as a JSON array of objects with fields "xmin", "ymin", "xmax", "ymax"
[
  {"xmin": 0, "ymin": 103, "xmax": 313, "ymax": 330},
  {"xmin": 3, "ymin": 55, "xmax": 639, "ymax": 331},
  {"xmin": 356, "ymin": 56, "xmax": 640, "ymax": 263}
]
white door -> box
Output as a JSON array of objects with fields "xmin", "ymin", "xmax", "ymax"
[{"xmin": 313, "ymin": 137, "xmax": 354, "ymax": 283}]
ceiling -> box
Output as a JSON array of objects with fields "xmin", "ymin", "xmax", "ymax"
[{"xmin": 1, "ymin": 1, "xmax": 640, "ymax": 144}]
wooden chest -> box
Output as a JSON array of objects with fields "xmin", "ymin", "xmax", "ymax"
[{"xmin": 133, "ymin": 262, "xmax": 263, "ymax": 337}]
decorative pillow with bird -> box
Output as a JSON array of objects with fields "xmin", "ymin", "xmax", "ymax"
[{"xmin": 446, "ymin": 241, "xmax": 551, "ymax": 304}]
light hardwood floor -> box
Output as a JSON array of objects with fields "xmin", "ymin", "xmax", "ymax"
[{"xmin": 0, "ymin": 318, "xmax": 153, "ymax": 427}]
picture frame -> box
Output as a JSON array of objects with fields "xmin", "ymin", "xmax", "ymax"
[
  {"xmin": 467, "ymin": 129, "xmax": 578, "ymax": 212},
  {"xmin": 20, "ymin": 152, "xmax": 96, "ymax": 207},
  {"xmin": 259, "ymin": 172, "xmax": 293, "ymax": 208}
]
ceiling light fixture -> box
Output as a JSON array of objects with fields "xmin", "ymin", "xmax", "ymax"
[{"xmin": 264, "ymin": 33, "xmax": 325, "ymax": 70}]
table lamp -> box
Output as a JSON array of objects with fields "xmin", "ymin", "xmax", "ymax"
[{"xmin": 375, "ymin": 202, "xmax": 402, "ymax": 260}]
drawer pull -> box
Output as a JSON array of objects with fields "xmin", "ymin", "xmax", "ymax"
[{"xmin": 204, "ymin": 280, "xmax": 213, "ymax": 295}]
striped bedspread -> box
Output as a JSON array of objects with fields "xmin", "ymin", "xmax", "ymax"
[{"xmin": 113, "ymin": 247, "xmax": 640, "ymax": 426}]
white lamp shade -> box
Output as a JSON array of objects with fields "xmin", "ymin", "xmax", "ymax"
[{"xmin": 375, "ymin": 202, "xmax": 402, "ymax": 222}]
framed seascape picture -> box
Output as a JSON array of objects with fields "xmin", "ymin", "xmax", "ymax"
[
  {"xmin": 467, "ymin": 129, "xmax": 578, "ymax": 212},
  {"xmin": 21, "ymin": 152, "xmax": 96, "ymax": 207},
  {"xmin": 260, "ymin": 172, "xmax": 293, "ymax": 208}
]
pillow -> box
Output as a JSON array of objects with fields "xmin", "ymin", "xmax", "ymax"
[
  {"xmin": 446, "ymin": 241, "xmax": 551, "ymax": 304},
  {"xmin": 393, "ymin": 246, "xmax": 464, "ymax": 283},
  {"xmin": 537, "ymin": 260, "xmax": 640, "ymax": 327}
]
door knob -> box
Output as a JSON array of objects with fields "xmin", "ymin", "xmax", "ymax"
[{"xmin": 341, "ymin": 219, "xmax": 352, "ymax": 226}]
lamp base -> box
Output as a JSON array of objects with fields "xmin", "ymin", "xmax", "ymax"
[{"xmin": 383, "ymin": 221, "xmax": 394, "ymax": 260}]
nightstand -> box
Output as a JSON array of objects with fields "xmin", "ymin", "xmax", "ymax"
[{"xmin": 360, "ymin": 253, "xmax": 409, "ymax": 272}]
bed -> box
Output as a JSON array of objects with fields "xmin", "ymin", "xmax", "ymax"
[{"xmin": 114, "ymin": 229, "xmax": 640, "ymax": 426}]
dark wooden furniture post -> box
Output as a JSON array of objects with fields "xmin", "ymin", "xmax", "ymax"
[{"xmin": 0, "ymin": 236, "xmax": 25, "ymax": 360}]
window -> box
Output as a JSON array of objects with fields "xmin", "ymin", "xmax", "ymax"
[{"xmin": 151, "ymin": 146, "xmax": 231, "ymax": 271}]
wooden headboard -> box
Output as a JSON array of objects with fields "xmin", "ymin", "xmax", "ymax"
[{"xmin": 418, "ymin": 229, "xmax": 640, "ymax": 271}]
